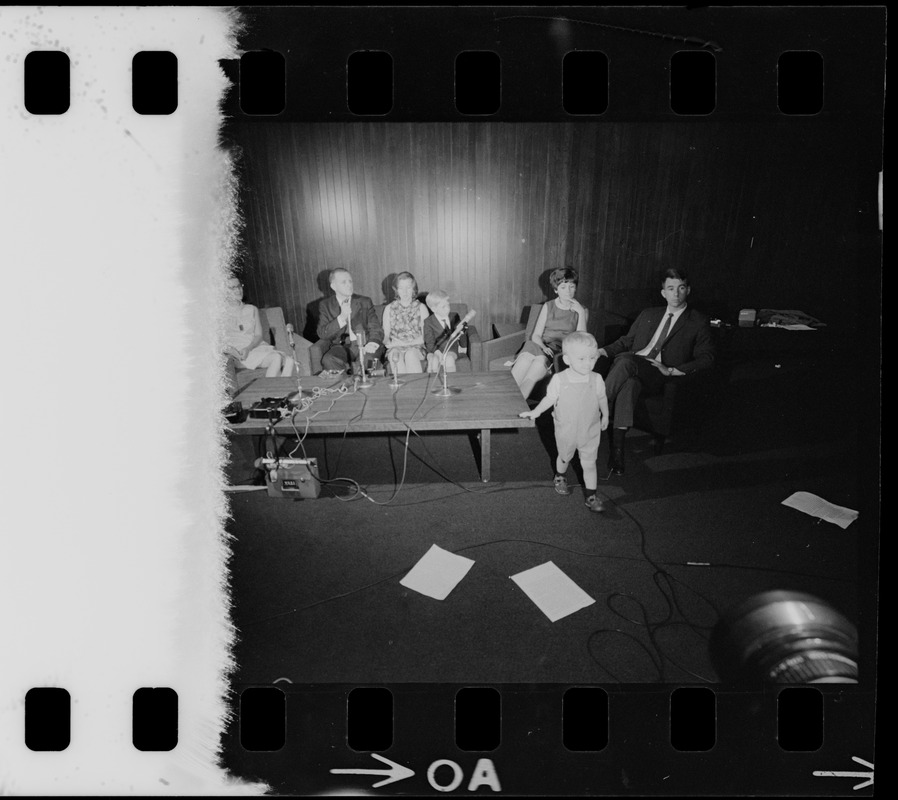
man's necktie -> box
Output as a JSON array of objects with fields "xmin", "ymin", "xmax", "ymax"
[
  {"xmin": 646, "ymin": 313, "xmax": 674, "ymax": 360},
  {"xmin": 344, "ymin": 302, "xmax": 356, "ymax": 341}
]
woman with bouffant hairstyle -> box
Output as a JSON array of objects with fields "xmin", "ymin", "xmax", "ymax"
[{"xmin": 511, "ymin": 267, "xmax": 588, "ymax": 399}]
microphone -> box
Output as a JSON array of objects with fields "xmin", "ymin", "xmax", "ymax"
[
  {"xmin": 433, "ymin": 312, "xmax": 473, "ymax": 398},
  {"xmin": 285, "ymin": 323, "xmax": 295, "ymax": 348},
  {"xmin": 452, "ymin": 309, "xmax": 476, "ymax": 335},
  {"xmin": 353, "ymin": 327, "xmax": 375, "ymax": 387},
  {"xmin": 387, "ymin": 346, "xmax": 404, "ymax": 387}
]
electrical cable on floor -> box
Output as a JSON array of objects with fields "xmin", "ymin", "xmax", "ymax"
[
  {"xmin": 310, "ymin": 374, "xmax": 596, "ymax": 504},
  {"xmin": 385, "ymin": 427, "xmax": 512, "ymax": 497},
  {"xmin": 579, "ymin": 494, "xmax": 722, "ymax": 683},
  {"xmin": 242, "ymin": 372, "xmax": 425, "ymax": 504},
  {"xmin": 318, "ymin": 380, "xmax": 372, "ymax": 475},
  {"xmin": 316, "ymin": 369, "xmax": 440, "ymax": 507},
  {"xmin": 321, "ymin": 481, "xmax": 565, "ymax": 506},
  {"xmin": 240, "ymin": 520, "xmax": 849, "ymax": 682},
  {"xmin": 227, "ymin": 379, "xmax": 371, "ymax": 499},
  {"xmin": 228, "ymin": 379, "xmax": 844, "ymax": 680},
  {"xmin": 294, "ymin": 387, "xmax": 373, "ymax": 502}
]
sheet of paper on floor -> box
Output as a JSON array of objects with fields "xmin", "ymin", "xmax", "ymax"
[
  {"xmin": 510, "ymin": 561, "xmax": 596, "ymax": 622},
  {"xmin": 400, "ymin": 544, "xmax": 476, "ymax": 600},
  {"xmin": 782, "ymin": 491, "xmax": 859, "ymax": 529}
]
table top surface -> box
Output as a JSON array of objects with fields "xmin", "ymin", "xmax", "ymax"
[{"xmin": 229, "ymin": 371, "xmax": 535, "ymax": 435}]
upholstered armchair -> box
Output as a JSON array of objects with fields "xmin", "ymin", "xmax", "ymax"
[
  {"xmin": 231, "ymin": 306, "xmax": 313, "ymax": 392},
  {"xmin": 481, "ymin": 304, "xmax": 544, "ymax": 371},
  {"xmin": 598, "ymin": 315, "xmax": 725, "ymax": 454}
]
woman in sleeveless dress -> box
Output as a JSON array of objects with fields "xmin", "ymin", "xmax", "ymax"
[
  {"xmin": 223, "ymin": 277, "xmax": 293, "ymax": 394},
  {"xmin": 382, "ymin": 271, "xmax": 429, "ymax": 374},
  {"xmin": 511, "ymin": 267, "xmax": 588, "ymax": 400}
]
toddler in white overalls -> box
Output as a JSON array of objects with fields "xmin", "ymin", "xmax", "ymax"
[{"xmin": 520, "ymin": 331, "xmax": 609, "ymax": 513}]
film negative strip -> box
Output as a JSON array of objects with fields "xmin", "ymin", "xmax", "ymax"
[{"xmin": 2, "ymin": 5, "xmax": 883, "ymax": 796}]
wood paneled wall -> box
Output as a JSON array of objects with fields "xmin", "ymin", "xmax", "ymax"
[{"xmin": 230, "ymin": 121, "xmax": 868, "ymax": 340}]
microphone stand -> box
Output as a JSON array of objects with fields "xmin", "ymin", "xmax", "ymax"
[
  {"xmin": 285, "ymin": 323, "xmax": 308, "ymax": 405},
  {"xmin": 389, "ymin": 348, "xmax": 404, "ymax": 389},
  {"xmin": 432, "ymin": 323, "xmax": 467, "ymax": 397},
  {"xmin": 355, "ymin": 328, "xmax": 375, "ymax": 388}
]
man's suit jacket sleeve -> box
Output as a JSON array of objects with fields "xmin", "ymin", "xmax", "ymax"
[
  {"xmin": 674, "ymin": 313, "xmax": 715, "ymax": 375},
  {"xmin": 317, "ymin": 297, "xmax": 343, "ymax": 342},
  {"xmin": 603, "ymin": 310, "xmax": 652, "ymax": 358}
]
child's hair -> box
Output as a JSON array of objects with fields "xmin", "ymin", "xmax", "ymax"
[
  {"xmin": 562, "ymin": 331, "xmax": 598, "ymax": 354},
  {"xmin": 425, "ymin": 289, "xmax": 450, "ymax": 311},
  {"xmin": 549, "ymin": 266, "xmax": 579, "ymax": 288},
  {"xmin": 392, "ymin": 271, "xmax": 419, "ymax": 298}
]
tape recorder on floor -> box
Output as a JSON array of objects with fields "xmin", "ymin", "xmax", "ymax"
[
  {"xmin": 249, "ymin": 397, "xmax": 291, "ymax": 419},
  {"xmin": 260, "ymin": 457, "xmax": 321, "ymax": 499}
]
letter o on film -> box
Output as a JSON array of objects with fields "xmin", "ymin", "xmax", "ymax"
[{"xmin": 427, "ymin": 759, "xmax": 464, "ymax": 792}]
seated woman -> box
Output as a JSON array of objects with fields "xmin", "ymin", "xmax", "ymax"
[
  {"xmin": 511, "ymin": 267, "xmax": 588, "ymax": 400},
  {"xmin": 223, "ymin": 276, "xmax": 294, "ymax": 393},
  {"xmin": 383, "ymin": 271, "xmax": 429, "ymax": 374}
]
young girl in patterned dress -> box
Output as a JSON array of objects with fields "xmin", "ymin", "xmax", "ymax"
[{"xmin": 382, "ymin": 271, "xmax": 429, "ymax": 374}]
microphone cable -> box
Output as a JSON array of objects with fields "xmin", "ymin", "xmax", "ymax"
[
  {"xmin": 580, "ymin": 494, "xmax": 722, "ymax": 683},
  {"xmin": 242, "ymin": 524, "xmax": 849, "ymax": 645},
  {"xmin": 255, "ymin": 378, "xmax": 369, "ymax": 501},
  {"xmin": 346, "ymin": 368, "xmax": 440, "ymax": 506},
  {"xmin": 276, "ymin": 370, "xmax": 426, "ymax": 505}
]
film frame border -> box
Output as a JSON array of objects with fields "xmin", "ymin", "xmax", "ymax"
[{"xmin": 210, "ymin": 5, "xmax": 883, "ymax": 796}]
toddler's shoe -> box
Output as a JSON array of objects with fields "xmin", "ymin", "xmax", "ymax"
[
  {"xmin": 585, "ymin": 494, "xmax": 605, "ymax": 513},
  {"xmin": 553, "ymin": 475, "xmax": 571, "ymax": 496}
]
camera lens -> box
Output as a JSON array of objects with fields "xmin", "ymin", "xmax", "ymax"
[{"xmin": 710, "ymin": 591, "xmax": 858, "ymax": 683}]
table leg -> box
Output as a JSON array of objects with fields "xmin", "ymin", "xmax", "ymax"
[{"xmin": 480, "ymin": 428, "xmax": 491, "ymax": 482}]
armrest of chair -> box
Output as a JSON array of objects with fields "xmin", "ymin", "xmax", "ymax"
[
  {"xmin": 492, "ymin": 322, "xmax": 525, "ymax": 339},
  {"xmin": 481, "ymin": 329, "xmax": 527, "ymax": 369},
  {"xmin": 258, "ymin": 306, "xmax": 314, "ymax": 376},
  {"xmin": 288, "ymin": 336, "xmax": 313, "ymax": 376},
  {"xmin": 308, "ymin": 341, "xmax": 326, "ymax": 375},
  {"xmin": 595, "ymin": 308, "xmax": 635, "ymax": 347},
  {"xmin": 464, "ymin": 324, "xmax": 483, "ymax": 371}
]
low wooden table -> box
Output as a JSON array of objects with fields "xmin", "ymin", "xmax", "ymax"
[{"xmin": 228, "ymin": 371, "xmax": 534, "ymax": 481}]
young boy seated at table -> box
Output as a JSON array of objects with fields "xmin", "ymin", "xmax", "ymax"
[
  {"xmin": 519, "ymin": 331, "xmax": 609, "ymax": 513},
  {"xmin": 423, "ymin": 290, "xmax": 462, "ymax": 373}
]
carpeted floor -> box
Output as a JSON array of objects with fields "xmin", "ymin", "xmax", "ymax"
[{"xmin": 223, "ymin": 352, "xmax": 872, "ymax": 685}]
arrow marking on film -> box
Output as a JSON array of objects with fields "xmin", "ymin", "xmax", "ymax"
[
  {"xmin": 813, "ymin": 756, "xmax": 874, "ymax": 790},
  {"xmin": 330, "ymin": 753, "xmax": 415, "ymax": 788}
]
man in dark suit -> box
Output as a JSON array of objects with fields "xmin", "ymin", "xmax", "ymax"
[
  {"xmin": 598, "ymin": 268, "xmax": 715, "ymax": 475},
  {"xmin": 316, "ymin": 268, "xmax": 385, "ymax": 373}
]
